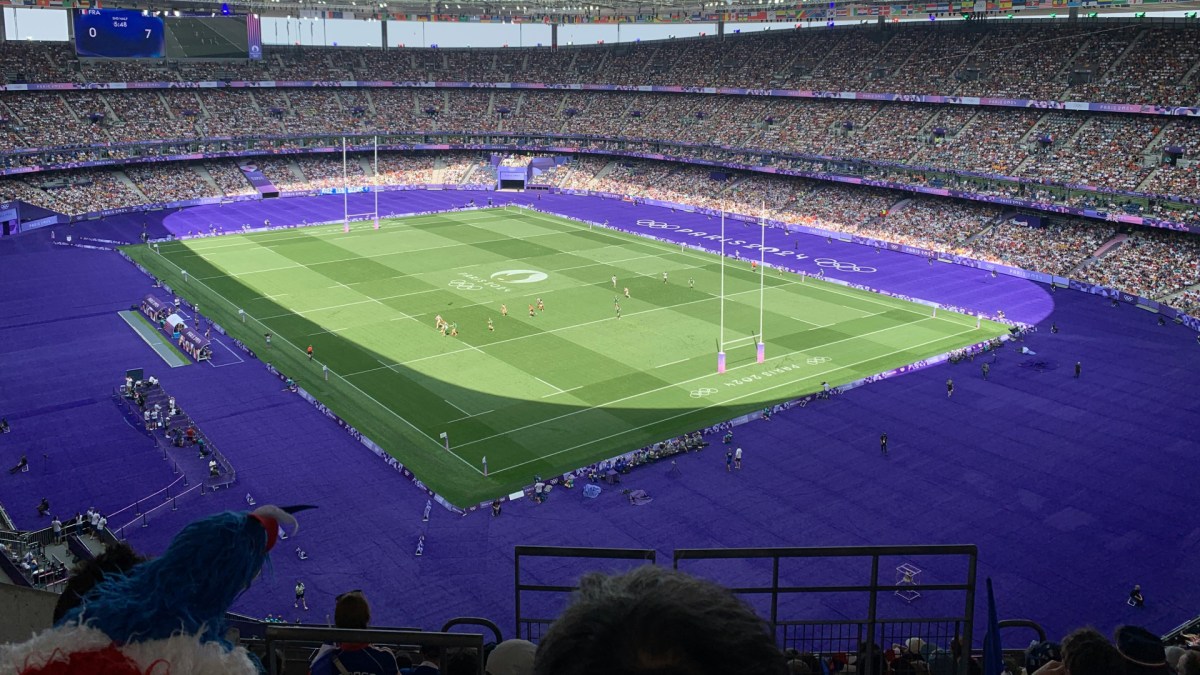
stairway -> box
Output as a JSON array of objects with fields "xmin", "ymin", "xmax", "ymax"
[
  {"xmin": 1135, "ymin": 166, "xmax": 1162, "ymax": 193},
  {"xmin": 1159, "ymin": 280, "xmax": 1200, "ymax": 304},
  {"xmin": 115, "ymin": 170, "xmax": 150, "ymax": 202},
  {"xmin": 193, "ymin": 165, "xmax": 222, "ymax": 194}
]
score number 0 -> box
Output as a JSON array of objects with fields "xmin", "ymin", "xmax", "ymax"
[{"xmin": 87, "ymin": 27, "xmax": 154, "ymax": 38}]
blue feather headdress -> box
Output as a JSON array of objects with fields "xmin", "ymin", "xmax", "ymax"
[{"xmin": 61, "ymin": 505, "xmax": 305, "ymax": 647}]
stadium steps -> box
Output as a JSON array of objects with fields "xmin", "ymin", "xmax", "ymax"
[
  {"xmin": 194, "ymin": 165, "xmax": 222, "ymax": 195},
  {"xmin": 1135, "ymin": 166, "xmax": 1163, "ymax": 193},
  {"xmin": 1142, "ymin": 124, "xmax": 1173, "ymax": 156},
  {"xmin": 356, "ymin": 156, "xmax": 374, "ymax": 177},
  {"xmin": 1103, "ymin": 28, "xmax": 1149, "ymax": 78},
  {"xmin": 1086, "ymin": 233, "xmax": 1129, "ymax": 263},
  {"xmin": 1159, "ymin": 281, "xmax": 1200, "ymax": 304},
  {"xmin": 966, "ymin": 211, "xmax": 1008, "ymax": 243},
  {"xmin": 284, "ymin": 160, "xmax": 307, "ymax": 184},
  {"xmin": 459, "ymin": 162, "xmax": 479, "ymax": 186},
  {"xmin": 361, "ymin": 89, "xmax": 381, "ymax": 118},
  {"xmin": 156, "ymin": 92, "xmax": 176, "ymax": 121},
  {"xmin": 1052, "ymin": 35, "xmax": 1098, "ymax": 84},
  {"xmin": 246, "ymin": 91, "xmax": 266, "ymax": 113},
  {"xmin": 593, "ymin": 160, "xmax": 621, "ymax": 182},
  {"xmin": 95, "ymin": 94, "xmax": 119, "ymax": 121},
  {"xmin": 963, "ymin": 224, "xmax": 995, "ymax": 246},
  {"xmin": 1020, "ymin": 113, "xmax": 1055, "ymax": 144},
  {"xmin": 115, "ymin": 171, "xmax": 150, "ymax": 203},
  {"xmin": 1181, "ymin": 57, "xmax": 1200, "ymax": 85},
  {"xmin": 886, "ymin": 197, "xmax": 915, "ymax": 215}
]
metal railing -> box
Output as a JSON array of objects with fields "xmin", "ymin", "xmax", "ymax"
[
  {"xmin": 672, "ymin": 545, "xmax": 979, "ymax": 675},
  {"xmin": 513, "ymin": 545, "xmax": 656, "ymax": 643},
  {"xmin": 263, "ymin": 626, "xmax": 484, "ymax": 675}
]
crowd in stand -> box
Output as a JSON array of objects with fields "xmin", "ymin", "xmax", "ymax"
[
  {"xmin": 124, "ymin": 165, "xmax": 222, "ymax": 204},
  {"xmin": 3, "ymin": 85, "xmax": 1200, "ymax": 206},
  {"xmin": 6, "ymin": 151, "xmax": 1199, "ymax": 311},
  {"xmin": 5, "ymin": 22, "xmax": 1200, "ymax": 107},
  {"xmin": 1075, "ymin": 229, "xmax": 1200, "ymax": 300},
  {"xmin": 968, "ymin": 219, "xmax": 1115, "ymax": 277}
]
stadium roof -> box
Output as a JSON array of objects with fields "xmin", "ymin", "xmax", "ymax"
[{"xmin": 112, "ymin": 0, "xmax": 1192, "ymax": 25}]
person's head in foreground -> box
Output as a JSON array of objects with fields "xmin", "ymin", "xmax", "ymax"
[
  {"xmin": 1061, "ymin": 627, "xmax": 1124, "ymax": 675},
  {"xmin": 534, "ymin": 565, "xmax": 787, "ymax": 675},
  {"xmin": 1114, "ymin": 625, "xmax": 1172, "ymax": 675},
  {"xmin": 334, "ymin": 590, "xmax": 372, "ymax": 629}
]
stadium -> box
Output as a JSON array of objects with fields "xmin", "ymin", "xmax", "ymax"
[{"xmin": 1, "ymin": 2, "xmax": 1199, "ymax": 673}]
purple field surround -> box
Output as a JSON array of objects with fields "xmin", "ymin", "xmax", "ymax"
[{"xmin": 0, "ymin": 193, "xmax": 1197, "ymax": 648}]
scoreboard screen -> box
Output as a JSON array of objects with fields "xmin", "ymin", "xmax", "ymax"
[
  {"xmin": 74, "ymin": 9, "xmax": 166, "ymax": 59},
  {"xmin": 166, "ymin": 16, "xmax": 251, "ymax": 60}
]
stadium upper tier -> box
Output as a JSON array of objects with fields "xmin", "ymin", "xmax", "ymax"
[
  {"xmin": 2, "ymin": 21, "xmax": 1200, "ymax": 106},
  {"xmin": 3, "ymin": 87, "xmax": 1198, "ymax": 206}
]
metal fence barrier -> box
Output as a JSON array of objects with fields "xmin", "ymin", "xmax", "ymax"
[{"xmin": 264, "ymin": 626, "xmax": 483, "ymax": 675}]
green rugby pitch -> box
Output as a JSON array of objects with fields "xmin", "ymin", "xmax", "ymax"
[{"xmin": 124, "ymin": 208, "xmax": 1008, "ymax": 505}]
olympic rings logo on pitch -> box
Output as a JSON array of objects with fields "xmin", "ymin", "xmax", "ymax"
[
  {"xmin": 690, "ymin": 387, "xmax": 718, "ymax": 398},
  {"xmin": 806, "ymin": 356, "xmax": 831, "ymax": 365},
  {"xmin": 636, "ymin": 219, "xmax": 679, "ymax": 230},
  {"xmin": 813, "ymin": 258, "xmax": 877, "ymax": 274},
  {"xmin": 448, "ymin": 280, "xmax": 482, "ymax": 291}
]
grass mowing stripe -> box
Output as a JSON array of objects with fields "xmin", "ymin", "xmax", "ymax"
[
  {"xmin": 127, "ymin": 208, "xmax": 1008, "ymax": 505},
  {"xmin": 487, "ymin": 323, "xmax": 983, "ymax": 475},
  {"xmin": 452, "ymin": 314, "xmax": 941, "ymax": 451},
  {"xmin": 516, "ymin": 209, "xmax": 967, "ymax": 325},
  {"xmin": 193, "ymin": 216, "xmax": 612, "ymax": 279},
  {"xmin": 256, "ymin": 244, "xmax": 648, "ymax": 320},
  {"xmin": 132, "ymin": 241, "xmax": 483, "ymax": 476},
  {"xmin": 343, "ymin": 282, "xmax": 811, "ymax": 377}
]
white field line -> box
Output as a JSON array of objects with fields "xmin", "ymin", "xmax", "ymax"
[
  {"xmin": 209, "ymin": 337, "xmax": 246, "ymax": 367},
  {"xmin": 518, "ymin": 209, "xmax": 976, "ymax": 328},
  {"xmin": 541, "ymin": 385, "xmax": 584, "ymax": 399},
  {"xmin": 454, "ymin": 315, "xmax": 939, "ymax": 451},
  {"xmin": 444, "ymin": 399, "xmax": 470, "ymax": 416},
  {"xmin": 144, "ymin": 244, "xmax": 485, "ymax": 476},
  {"xmin": 245, "ymin": 244, "xmax": 659, "ymax": 320},
  {"xmin": 533, "ymin": 376, "xmax": 565, "ymax": 394},
  {"xmin": 194, "ymin": 217, "xmax": 601, "ymax": 280},
  {"xmin": 485, "ymin": 324, "xmax": 981, "ymax": 475},
  {"xmin": 344, "ymin": 283, "xmax": 819, "ymax": 377},
  {"xmin": 448, "ymin": 409, "xmax": 495, "ymax": 423},
  {"xmin": 656, "ymin": 358, "xmax": 690, "ymax": 368}
]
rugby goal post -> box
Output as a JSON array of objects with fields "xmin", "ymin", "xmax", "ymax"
[
  {"xmin": 341, "ymin": 136, "xmax": 381, "ymax": 232},
  {"xmin": 716, "ymin": 203, "xmax": 767, "ymax": 373}
]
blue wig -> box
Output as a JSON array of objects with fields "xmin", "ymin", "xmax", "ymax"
[{"xmin": 62, "ymin": 511, "xmax": 270, "ymax": 646}]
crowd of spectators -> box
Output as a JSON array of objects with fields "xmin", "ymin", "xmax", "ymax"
[
  {"xmin": 374, "ymin": 154, "xmax": 438, "ymax": 185},
  {"xmin": 5, "ymin": 169, "xmax": 143, "ymax": 215},
  {"xmin": 967, "ymin": 218, "xmax": 1114, "ymax": 276},
  {"xmin": 538, "ymin": 155, "xmax": 1200, "ymax": 304},
  {"xmin": 6, "ymin": 22, "xmax": 1200, "ymax": 106},
  {"xmin": 204, "ymin": 162, "xmax": 257, "ymax": 197},
  {"xmin": 3, "ymin": 86, "xmax": 1199, "ymax": 212},
  {"xmin": 1074, "ymin": 228, "xmax": 1200, "ymax": 300},
  {"xmin": 5, "ymin": 143, "xmax": 1199, "ymax": 307},
  {"xmin": 124, "ymin": 165, "xmax": 221, "ymax": 203}
]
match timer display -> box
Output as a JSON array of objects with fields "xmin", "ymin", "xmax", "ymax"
[{"xmin": 74, "ymin": 9, "xmax": 166, "ymax": 59}]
